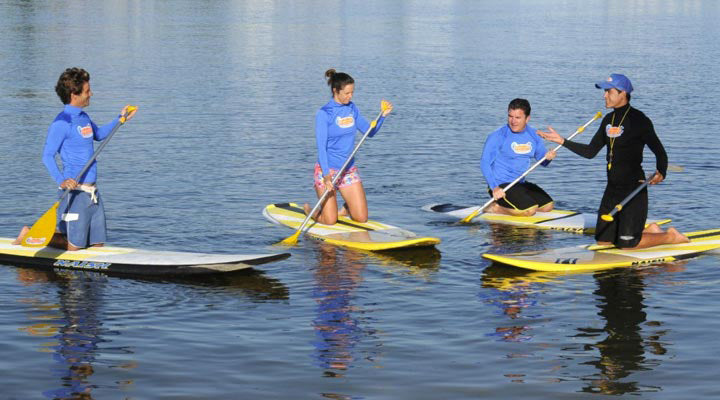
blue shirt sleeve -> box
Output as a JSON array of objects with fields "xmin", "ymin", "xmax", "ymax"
[
  {"xmin": 315, "ymin": 110, "xmax": 331, "ymax": 175},
  {"xmin": 533, "ymin": 131, "xmax": 552, "ymax": 167},
  {"xmin": 355, "ymin": 108, "xmax": 385, "ymax": 137},
  {"xmin": 42, "ymin": 120, "xmax": 68, "ymax": 185},
  {"xmin": 93, "ymin": 116, "xmax": 120, "ymax": 141},
  {"xmin": 480, "ymin": 132, "xmax": 502, "ymax": 189}
]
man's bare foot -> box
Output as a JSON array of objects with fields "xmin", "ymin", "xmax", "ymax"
[
  {"xmin": 667, "ymin": 227, "xmax": 690, "ymax": 244},
  {"xmin": 644, "ymin": 223, "xmax": 663, "ymax": 234},
  {"xmin": 11, "ymin": 226, "xmax": 30, "ymax": 245},
  {"xmin": 338, "ymin": 204, "xmax": 349, "ymax": 217}
]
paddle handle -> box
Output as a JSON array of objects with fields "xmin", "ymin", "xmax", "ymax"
[
  {"xmin": 461, "ymin": 112, "xmax": 602, "ymax": 223},
  {"xmin": 601, "ymin": 172, "xmax": 655, "ymax": 221},
  {"xmin": 295, "ymin": 105, "xmax": 388, "ymax": 235},
  {"xmin": 57, "ymin": 106, "xmax": 135, "ymax": 201}
]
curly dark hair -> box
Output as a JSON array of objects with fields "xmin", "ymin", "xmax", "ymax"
[{"xmin": 55, "ymin": 67, "xmax": 90, "ymax": 104}]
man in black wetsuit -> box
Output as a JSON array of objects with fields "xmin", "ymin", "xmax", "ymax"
[{"xmin": 538, "ymin": 73, "xmax": 688, "ymax": 249}]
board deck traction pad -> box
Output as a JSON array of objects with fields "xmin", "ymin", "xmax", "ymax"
[
  {"xmin": 482, "ymin": 229, "xmax": 720, "ymax": 272},
  {"xmin": 0, "ymin": 237, "xmax": 290, "ymax": 275},
  {"xmin": 423, "ymin": 203, "xmax": 671, "ymax": 233},
  {"xmin": 264, "ymin": 203, "xmax": 440, "ymax": 250}
]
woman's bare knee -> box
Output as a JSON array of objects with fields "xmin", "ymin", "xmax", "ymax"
[{"xmin": 352, "ymin": 214, "xmax": 368, "ymax": 223}]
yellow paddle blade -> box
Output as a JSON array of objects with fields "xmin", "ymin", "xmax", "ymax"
[
  {"xmin": 381, "ymin": 100, "xmax": 390, "ymax": 112},
  {"xmin": 277, "ymin": 231, "xmax": 301, "ymax": 246},
  {"xmin": 459, "ymin": 210, "xmax": 479, "ymax": 224},
  {"xmin": 22, "ymin": 202, "xmax": 59, "ymax": 248},
  {"xmin": 601, "ymin": 214, "xmax": 614, "ymax": 222}
]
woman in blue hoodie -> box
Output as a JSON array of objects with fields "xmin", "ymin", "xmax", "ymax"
[{"xmin": 303, "ymin": 69, "xmax": 393, "ymax": 225}]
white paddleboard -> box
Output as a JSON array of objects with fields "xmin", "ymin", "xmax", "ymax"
[
  {"xmin": 0, "ymin": 238, "xmax": 290, "ymax": 276},
  {"xmin": 422, "ymin": 203, "xmax": 671, "ymax": 233}
]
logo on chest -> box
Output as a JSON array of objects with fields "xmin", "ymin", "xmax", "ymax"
[
  {"xmin": 511, "ymin": 141, "xmax": 532, "ymax": 154},
  {"xmin": 336, "ymin": 115, "xmax": 355, "ymax": 129},
  {"xmin": 77, "ymin": 124, "xmax": 93, "ymax": 138},
  {"xmin": 605, "ymin": 124, "xmax": 624, "ymax": 138}
]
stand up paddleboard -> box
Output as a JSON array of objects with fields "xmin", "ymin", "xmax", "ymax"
[
  {"xmin": 263, "ymin": 203, "xmax": 440, "ymax": 251},
  {"xmin": 0, "ymin": 238, "xmax": 290, "ymax": 276},
  {"xmin": 422, "ymin": 203, "xmax": 670, "ymax": 233},
  {"xmin": 483, "ymin": 229, "xmax": 720, "ymax": 272}
]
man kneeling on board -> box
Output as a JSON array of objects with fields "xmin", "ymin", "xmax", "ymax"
[
  {"xmin": 13, "ymin": 67, "xmax": 136, "ymax": 250},
  {"xmin": 538, "ymin": 73, "xmax": 688, "ymax": 249},
  {"xmin": 480, "ymin": 98, "xmax": 557, "ymax": 217}
]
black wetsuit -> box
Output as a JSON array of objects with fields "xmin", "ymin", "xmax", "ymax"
[{"xmin": 562, "ymin": 104, "xmax": 668, "ymax": 247}]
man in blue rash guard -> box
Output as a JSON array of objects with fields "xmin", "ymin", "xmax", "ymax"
[
  {"xmin": 538, "ymin": 73, "xmax": 688, "ymax": 249},
  {"xmin": 13, "ymin": 67, "xmax": 137, "ymax": 250},
  {"xmin": 303, "ymin": 68, "xmax": 393, "ymax": 225},
  {"xmin": 480, "ymin": 98, "xmax": 557, "ymax": 217}
]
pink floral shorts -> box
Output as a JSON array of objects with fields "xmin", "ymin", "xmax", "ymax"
[{"xmin": 314, "ymin": 163, "xmax": 362, "ymax": 190}]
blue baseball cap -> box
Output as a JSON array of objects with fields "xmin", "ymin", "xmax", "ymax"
[{"xmin": 595, "ymin": 73, "xmax": 633, "ymax": 93}]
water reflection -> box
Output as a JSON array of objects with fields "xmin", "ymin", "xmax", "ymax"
[
  {"xmin": 358, "ymin": 246, "xmax": 442, "ymax": 281},
  {"xmin": 14, "ymin": 266, "xmax": 289, "ymax": 399},
  {"xmin": 310, "ymin": 243, "xmax": 380, "ymax": 377},
  {"xmin": 145, "ymin": 269, "xmax": 290, "ymax": 301},
  {"xmin": 579, "ymin": 262, "xmax": 687, "ymax": 395},
  {"xmin": 16, "ymin": 268, "xmax": 120, "ymax": 400},
  {"xmin": 479, "ymin": 222, "xmax": 558, "ymax": 342},
  {"xmin": 483, "ymin": 223, "xmax": 555, "ymax": 253},
  {"xmin": 482, "ymin": 261, "xmax": 687, "ymax": 395},
  {"xmin": 480, "ymin": 265, "xmax": 556, "ymax": 342}
]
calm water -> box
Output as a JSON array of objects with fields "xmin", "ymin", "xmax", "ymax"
[{"xmin": 2, "ymin": 1, "xmax": 720, "ymax": 399}]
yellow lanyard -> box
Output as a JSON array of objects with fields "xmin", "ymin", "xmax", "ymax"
[{"xmin": 608, "ymin": 106, "xmax": 630, "ymax": 171}]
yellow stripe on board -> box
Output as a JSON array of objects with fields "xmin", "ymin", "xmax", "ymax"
[
  {"xmin": 0, "ymin": 238, "xmax": 135, "ymax": 260},
  {"xmin": 604, "ymin": 242, "xmax": 720, "ymax": 256},
  {"xmin": 320, "ymin": 236, "xmax": 441, "ymax": 251},
  {"xmin": 588, "ymin": 228, "xmax": 720, "ymax": 251},
  {"xmin": 483, "ymin": 253, "xmax": 681, "ymax": 272},
  {"xmin": 267, "ymin": 203, "xmax": 396, "ymax": 232}
]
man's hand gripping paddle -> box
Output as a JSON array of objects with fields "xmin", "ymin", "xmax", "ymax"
[{"xmin": 601, "ymin": 172, "xmax": 657, "ymax": 222}]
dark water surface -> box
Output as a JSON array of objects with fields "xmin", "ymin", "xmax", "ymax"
[{"xmin": 2, "ymin": 1, "xmax": 720, "ymax": 399}]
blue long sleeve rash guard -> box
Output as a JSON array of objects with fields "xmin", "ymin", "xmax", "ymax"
[
  {"xmin": 315, "ymin": 100, "xmax": 385, "ymax": 175},
  {"xmin": 480, "ymin": 124, "xmax": 550, "ymax": 189},
  {"xmin": 42, "ymin": 104, "xmax": 120, "ymax": 184}
]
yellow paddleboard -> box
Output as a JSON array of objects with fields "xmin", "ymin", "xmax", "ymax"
[
  {"xmin": 483, "ymin": 229, "xmax": 720, "ymax": 272},
  {"xmin": 263, "ymin": 203, "xmax": 440, "ymax": 251}
]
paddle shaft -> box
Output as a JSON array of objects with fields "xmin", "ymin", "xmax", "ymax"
[
  {"xmin": 462, "ymin": 112, "xmax": 602, "ymax": 222},
  {"xmin": 294, "ymin": 109, "xmax": 385, "ymax": 236},
  {"xmin": 602, "ymin": 173, "xmax": 655, "ymax": 221},
  {"xmin": 55, "ymin": 112, "xmax": 130, "ymax": 203}
]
